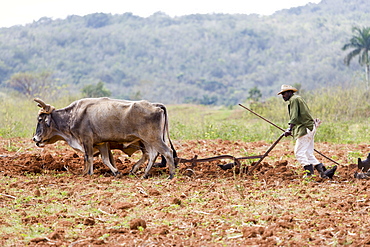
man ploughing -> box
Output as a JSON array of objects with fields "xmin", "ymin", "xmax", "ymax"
[{"xmin": 278, "ymin": 84, "xmax": 337, "ymax": 179}]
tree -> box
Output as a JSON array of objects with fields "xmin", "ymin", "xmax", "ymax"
[
  {"xmin": 85, "ymin": 13, "xmax": 111, "ymax": 28},
  {"xmin": 81, "ymin": 81, "xmax": 111, "ymax": 97},
  {"xmin": 342, "ymin": 26, "xmax": 370, "ymax": 89},
  {"xmin": 247, "ymin": 86, "xmax": 262, "ymax": 102},
  {"xmin": 6, "ymin": 71, "xmax": 56, "ymax": 98}
]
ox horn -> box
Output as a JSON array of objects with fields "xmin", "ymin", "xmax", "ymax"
[
  {"xmin": 34, "ymin": 98, "xmax": 55, "ymax": 115},
  {"xmin": 34, "ymin": 98, "xmax": 47, "ymax": 108}
]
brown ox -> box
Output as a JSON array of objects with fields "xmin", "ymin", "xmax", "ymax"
[{"xmin": 32, "ymin": 97, "xmax": 177, "ymax": 178}]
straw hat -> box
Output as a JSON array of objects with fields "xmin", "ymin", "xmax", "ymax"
[{"xmin": 277, "ymin": 84, "xmax": 298, "ymax": 95}]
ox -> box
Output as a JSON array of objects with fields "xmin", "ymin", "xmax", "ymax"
[{"xmin": 32, "ymin": 97, "xmax": 177, "ymax": 179}]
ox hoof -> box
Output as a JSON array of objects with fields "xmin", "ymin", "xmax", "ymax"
[
  {"xmin": 167, "ymin": 174, "xmax": 174, "ymax": 180},
  {"xmin": 112, "ymin": 170, "xmax": 121, "ymax": 176},
  {"xmin": 113, "ymin": 171, "xmax": 122, "ymax": 177}
]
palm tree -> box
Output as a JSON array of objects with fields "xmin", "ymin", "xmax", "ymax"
[{"xmin": 342, "ymin": 26, "xmax": 370, "ymax": 89}]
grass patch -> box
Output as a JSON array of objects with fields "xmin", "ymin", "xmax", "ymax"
[{"xmin": 0, "ymin": 86, "xmax": 369, "ymax": 143}]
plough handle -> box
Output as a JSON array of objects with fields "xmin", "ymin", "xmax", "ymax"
[
  {"xmin": 247, "ymin": 133, "xmax": 285, "ymax": 175},
  {"xmin": 239, "ymin": 103, "xmax": 341, "ymax": 166},
  {"xmin": 239, "ymin": 103, "xmax": 285, "ymax": 132}
]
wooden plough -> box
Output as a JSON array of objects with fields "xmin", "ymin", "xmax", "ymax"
[{"xmin": 175, "ymin": 133, "xmax": 285, "ymax": 175}]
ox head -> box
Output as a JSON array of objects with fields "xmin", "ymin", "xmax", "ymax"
[{"xmin": 33, "ymin": 98, "xmax": 56, "ymax": 147}]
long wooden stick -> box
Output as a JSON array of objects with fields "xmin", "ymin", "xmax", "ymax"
[{"xmin": 239, "ymin": 103, "xmax": 340, "ymax": 166}]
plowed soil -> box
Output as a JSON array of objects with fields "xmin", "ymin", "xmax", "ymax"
[{"xmin": 0, "ymin": 137, "xmax": 370, "ymax": 246}]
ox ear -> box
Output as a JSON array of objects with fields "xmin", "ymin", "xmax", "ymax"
[{"xmin": 45, "ymin": 114, "xmax": 52, "ymax": 127}]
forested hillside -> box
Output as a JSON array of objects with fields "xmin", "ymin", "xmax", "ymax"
[{"xmin": 0, "ymin": 0, "xmax": 369, "ymax": 105}]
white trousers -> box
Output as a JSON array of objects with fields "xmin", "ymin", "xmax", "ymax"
[{"xmin": 294, "ymin": 126, "xmax": 319, "ymax": 167}]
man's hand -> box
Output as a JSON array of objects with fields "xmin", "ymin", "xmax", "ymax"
[
  {"xmin": 284, "ymin": 124, "xmax": 294, "ymax": 137},
  {"xmin": 284, "ymin": 127, "xmax": 292, "ymax": 137},
  {"xmin": 284, "ymin": 128, "xmax": 292, "ymax": 137}
]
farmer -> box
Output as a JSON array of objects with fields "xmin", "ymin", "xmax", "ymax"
[{"xmin": 277, "ymin": 84, "xmax": 337, "ymax": 178}]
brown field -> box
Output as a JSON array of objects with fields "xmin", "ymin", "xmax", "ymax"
[{"xmin": 0, "ymin": 137, "xmax": 369, "ymax": 246}]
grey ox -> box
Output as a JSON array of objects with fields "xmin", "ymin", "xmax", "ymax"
[{"xmin": 32, "ymin": 97, "xmax": 177, "ymax": 179}]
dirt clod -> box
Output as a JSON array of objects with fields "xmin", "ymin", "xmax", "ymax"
[
  {"xmin": 171, "ymin": 197, "xmax": 182, "ymax": 205},
  {"xmin": 83, "ymin": 217, "xmax": 95, "ymax": 226},
  {"xmin": 129, "ymin": 218, "xmax": 147, "ymax": 230}
]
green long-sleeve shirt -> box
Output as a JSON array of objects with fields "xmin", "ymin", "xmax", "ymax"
[{"xmin": 287, "ymin": 94, "xmax": 315, "ymax": 139}]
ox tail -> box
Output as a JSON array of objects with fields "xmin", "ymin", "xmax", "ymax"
[{"xmin": 154, "ymin": 103, "xmax": 178, "ymax": 167}]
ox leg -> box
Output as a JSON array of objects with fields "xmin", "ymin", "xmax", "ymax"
[
  {"xmin": 162, "ymin": 151, "xmax": 175, "ymax": 179},
  {"xmin": 83, "ymin": 145, "xmax": 95, "ymax": 175},
  {"xmin": 130, "ymin": 151, "xmax": 149, "ymax": 175},
  {"xmin": 143, "ymin": 148, "xmax": 158, "ymax": 179},
  {"xmin": 143, "ymin": 143, "xmax": 175, "ymax": 179},
  {"xmin": 96, "ymin": 144, "xmax": 119, "ymax": 176},
  {"xmin": 159, "ymin": 144, "xmax": 176, "ymax": 179},
  {"xmin": 108, "ymin": 149, "xmax": 118, "ymax": 170}
]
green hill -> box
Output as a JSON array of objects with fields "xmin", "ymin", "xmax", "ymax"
[{"xmin": 0, "ymin": 0, "xmax": 369, "ymax": 105}]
